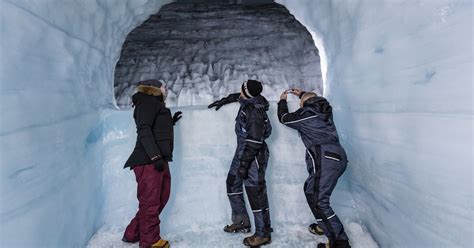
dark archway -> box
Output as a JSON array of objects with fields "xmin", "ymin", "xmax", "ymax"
[{"xmin": 113, "ymin": 1, "xmax": 323, "ymax": 108}]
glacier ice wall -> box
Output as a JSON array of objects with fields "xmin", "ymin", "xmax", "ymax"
[
  {"xmin": 277, "ymin": 0, "xmax": 473, "ymax": 247},
  {"xmin": 0, "ymin": 0, "xmax": 472, "ymax": 247},
  {"xmin": 0, "ymin": 0, "xmax": 171, "ymax": 247},
  {"xmin": 114, "ymin": 2, "xmax": 322, "ymax": 108}
]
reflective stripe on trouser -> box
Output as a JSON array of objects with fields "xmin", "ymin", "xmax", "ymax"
[{"xmin": 304, "ymin": 145, "xmax": 349, "ymax": 245}]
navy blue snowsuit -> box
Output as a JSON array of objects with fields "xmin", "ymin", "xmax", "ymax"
[
  {"xmin": 226, "ymin": 94, "xmax": 273, "ymax": 237},
  {"xmin": 277, "ymin": 96, "xmax": 349, "ymax": 244}
]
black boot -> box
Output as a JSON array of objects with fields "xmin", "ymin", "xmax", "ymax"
[
  {"xmin": 318, "ymin": 243, "xmax": 329, "ymax": 248},
  {"xmin": 223, "ymin": 222, "xmax": 251, "ymax": 233},
  {"xmin": 318, "ymin": 240, "xmax": 351, "ymax": 248},
  {"xmin": 334, "ymin": 240, "xmax": 351, "ymax": 248},
  {"xmin": 224, "ymin": 214, "xmax": 251, "ymax": 233},
  {"xmin": 309, "ymin": 223, "xmax": 324, "ymax": 235}
]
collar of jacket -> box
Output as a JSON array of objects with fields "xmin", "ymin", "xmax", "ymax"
[
  {"xmin": 303, "ymin": 96, "xmax": 332, "ymax": 115},
  {"xmin": 239, "ymin": 95, "xmax": 269, "ymax": 111}
]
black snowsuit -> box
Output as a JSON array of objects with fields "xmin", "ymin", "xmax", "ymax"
[
  {"xmin": 224, "ymin": 94, "xmax": 273, "ymax": 237},
  {"xmin": 278, "ymin": 96, "xmax": 349, "ymax": 245},
  {"xmin": 124, "ymin": 89, "xmax": 174, "ymax": 168}
]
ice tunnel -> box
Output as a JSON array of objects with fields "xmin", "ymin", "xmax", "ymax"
[{"xmin": 0, "ymin": 0, "xmax": 472, "ymax": 247}]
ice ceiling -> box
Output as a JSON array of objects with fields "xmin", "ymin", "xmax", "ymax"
[{"xmin": 0, "ymin": 0, "xmax": 472, "ymax": 247}]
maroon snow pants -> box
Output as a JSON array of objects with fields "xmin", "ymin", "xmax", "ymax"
[{"xmin": 123, "ymin": 163, "xmax": 171, "ymax": 247}]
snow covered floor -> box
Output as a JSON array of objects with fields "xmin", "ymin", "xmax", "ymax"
[
  {"xmin": 88, "ymin": 221, "xmax": 376, "ymax": 248},
  {"xmin": 85, "ymin": 103, "xmax": 377, "ymax": 248}
]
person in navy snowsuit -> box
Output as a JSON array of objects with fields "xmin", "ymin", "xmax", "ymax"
[
  {"xmin": 208, "ymin": 80, "xmax": 273, "ymax": 247},
  {"xmin": 277, "ymin": 89, "xmax": 351, "ymax": 248}
]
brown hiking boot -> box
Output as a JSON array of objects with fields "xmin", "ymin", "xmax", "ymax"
[
  {"xmin": 309, "ymin": 223, "xmax": 325, "ymax": 235},
  {"xmin": 223, "ymin": 223, "xmax": 251, "ymax": 233},
  {"xmin": 152, "ymin": 239, "xmax": 170, "ymax": 248},
  {"xmin": 243, "ymin": 234, "xmax": 271, "ymax": 247}
]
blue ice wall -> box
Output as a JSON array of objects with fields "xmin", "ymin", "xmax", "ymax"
[
  {"xmin": 0, "ymin": 0, "xmax": 171, "ymax": 246},
  {"xmin": 278, "ymin": 0, "xmax": 473, "ymax": 247}
]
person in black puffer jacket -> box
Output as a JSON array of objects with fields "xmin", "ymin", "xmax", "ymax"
[
  {"xmin": 208, "ymin": 80, "xmax": 273, "ymax": 248},
  {"xmin": 122, "ymin": 79, "xmax": 182, "ymax": 248},
  {"xmin": 278, "ymin": 89, "xmax": 351, "ymax": 248}
]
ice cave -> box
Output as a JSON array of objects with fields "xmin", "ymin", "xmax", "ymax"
[{"xmin": 0, "ymin": 0, "xmax": 472, "ymax": 247}]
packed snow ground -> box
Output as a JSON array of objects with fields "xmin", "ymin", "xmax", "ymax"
[{"xmin": 86, "ymin": 103, "xmax": 377, "ymax": 248}]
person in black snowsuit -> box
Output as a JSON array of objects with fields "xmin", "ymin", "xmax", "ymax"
[
  {"xmin": 208, "ymin": 80, "xmax": 273, "ymax": 247},
  {"xmin": 122, "ymin": 79, "xmax": 182, "ymax": 248},
  {"xmin": 277, "ymin": 89, "xmax": 351, "ymax": 248}
]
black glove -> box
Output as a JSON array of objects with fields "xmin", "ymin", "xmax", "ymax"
[
  {"xmin": 173, "ymin": 111, "xmax": 182, "ymax": 125},
  {"xmin": 208, "ymin": 93, "xmax": 240, "ymax": 111},
  {"xmin": 153, "ymin": 157, "xmax": 167, "ymax": 172},
  {"xmin": 208, "ymin": 100, "xmax": 224, "ymax": 111},
  {"xmin": 237, "ymin": 160, "xmax": 250, "ymax": 179}
]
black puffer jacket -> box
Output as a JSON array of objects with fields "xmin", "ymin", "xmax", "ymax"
[{"xmin": 124, "ymin": 85, "xmax": 174, "ymax": 169}]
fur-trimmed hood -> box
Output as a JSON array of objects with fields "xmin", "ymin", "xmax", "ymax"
[
  {"xmin": 132, "ymin": 85, "xmax": 164, "ymax": 107},
  {"xmin": 136, "ymin": 85, "xmax": 163, "ymax": 97}
]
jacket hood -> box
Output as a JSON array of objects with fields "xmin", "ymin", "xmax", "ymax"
[
  {"xmin": 137, "ymin": 85, "xmax": 163, "ymax": 96},
  {"xmin": 240, "ymin": 95, "xmax": 269, "ymax": 111},
  {"xmin": 303, "ymin": 96, "xmax": 332, "ymax": 115},
  {"xmin": 132, "ymin": 85, "xmax": 164, "ymax": 106}
]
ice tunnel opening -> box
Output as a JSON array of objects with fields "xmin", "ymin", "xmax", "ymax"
[
  {"xmin": 1, "ymin": 0, "xmax": 472, "ymax": 247},
  {"xmin": 94, "ymin": 1, "xmax": 362, "ymax": 247},
  {"xmin": 112, "ymin": 1, "xmax": 326, "ymax": 109}
]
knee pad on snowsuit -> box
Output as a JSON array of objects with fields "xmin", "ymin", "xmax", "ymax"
[{"xmin": 246, "ymin": 186, "xmax": 269, "ymax": 211}]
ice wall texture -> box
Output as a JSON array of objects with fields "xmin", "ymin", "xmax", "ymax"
[
  {"xmin": 277, "ymin": 0, "xmax": 473, "ymax": 247},
  {"xmin": 0, "ymin": 0, "xmax": 171, "ymax": 247},
  {"xmin": 114, "ymin": 2, "xmax": 322, "ymax": 108}
]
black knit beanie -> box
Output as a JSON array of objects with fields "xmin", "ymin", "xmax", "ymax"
[{"xmin": 241, "ymin": 80, "xmax": 263, "ymax": 98}]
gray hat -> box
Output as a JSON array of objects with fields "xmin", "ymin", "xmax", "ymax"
[{"xmin": 137, "ymin": 79, "xmax": 163, "ymax": 88}]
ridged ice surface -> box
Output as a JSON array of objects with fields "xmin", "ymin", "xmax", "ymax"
[{"xmin": 114, "ymin": 2, "xmax": 322, "ymax": 108}]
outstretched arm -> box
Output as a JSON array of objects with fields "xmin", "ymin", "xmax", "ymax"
[{"xmin": 208, "ymin": 93, "xmax": 240, "ymax": 111}]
